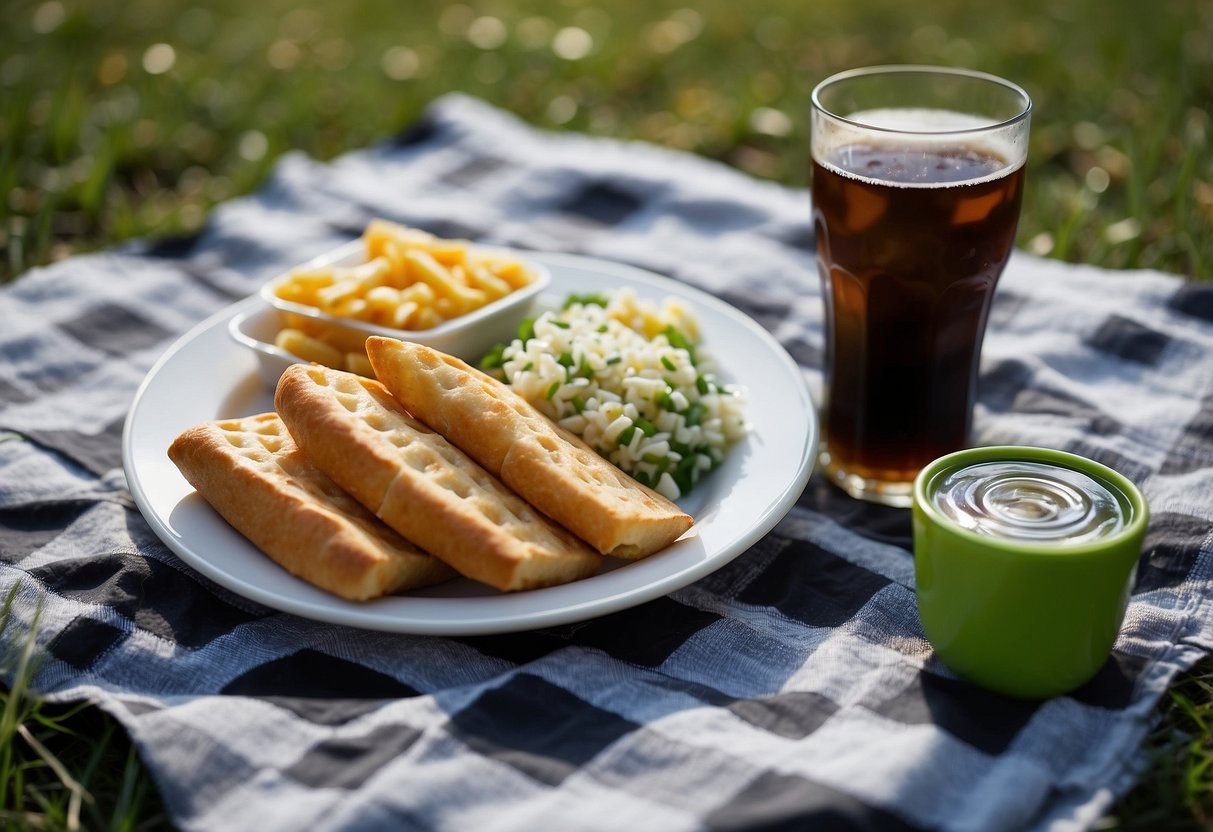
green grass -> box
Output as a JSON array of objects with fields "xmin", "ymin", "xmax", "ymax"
[
  {"xmin": 0, "ymin": 0, "xmax": 1210, "ymax": 280},
  {"xmin": 1104, "ymin": 660, "xmax": 1213, "ymax": 831},
  {"xmin": 0, "ymin": 588, "xmax": 167, "ymax": 831},
  {"xmin": 1, "ymin": 0, "xmax": 1212, "ymax": 828}
]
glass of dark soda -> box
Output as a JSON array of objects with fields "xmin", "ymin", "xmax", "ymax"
[{"xmin": 810, "ymin": 66, "xmax": 1031, "ymax": 506}]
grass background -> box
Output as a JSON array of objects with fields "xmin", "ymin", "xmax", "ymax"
[
  {"xmin": 2, "ymin": 0, "xmax": 1211, "ymax": 280},
  {"xmin": 1, "ymin": 0, "xmax": 1211, "ymax": 828}
]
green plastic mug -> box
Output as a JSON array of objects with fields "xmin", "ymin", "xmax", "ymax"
[{"xmin": 912, "ymin": 445, "xmax": 1149, "ymax": 699}]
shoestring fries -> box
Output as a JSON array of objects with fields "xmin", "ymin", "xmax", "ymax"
[
  {"xmin": 270, "ymin": 220, "xmax": 538, "ymax": 331},
  {"xmin": 268, "ymin": 220, "xmax": 541, "ymax": 375}
]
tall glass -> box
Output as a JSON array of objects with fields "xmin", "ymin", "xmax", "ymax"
[{"xmin": 811, "ymin": 66, "xmax": 1031, "ymax": 507}]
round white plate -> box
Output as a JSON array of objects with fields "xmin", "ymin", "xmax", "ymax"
[{"xmin": 123, "ymin": 252, "xmax": 817, "ymax": 635}]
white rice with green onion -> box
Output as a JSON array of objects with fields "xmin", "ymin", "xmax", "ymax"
[{"xmin": 482, "ymin": 290, "xmax": 747, "ymax": 500}]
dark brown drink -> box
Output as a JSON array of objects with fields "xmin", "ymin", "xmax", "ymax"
[{"xmin": 812, "ymin": 142, "xmax": 1024, "ymax": 490}]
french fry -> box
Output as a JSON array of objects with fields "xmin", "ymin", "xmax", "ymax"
[
  {"xmin": 282, "ymin": 314, "xmax": 369, "ymax": 354},
  {"xmin": 365, "ymin": 220, "xmax": 433, "ymax": 259},
  {"xmin": 398, "ymin": 282, "xmax": 436, "ymax": 306},
  {"xmin": 316, "ymin": 279, "xmax": 362, "ymax": 311},
  {"xmin": 275, "ymin": 329, "xmax": 344, "ymax": 368},
  {"xmin": 428, "ymin": 241, "xmax": 471, "ymax": 267},
  {"xmin": 492, "ymin": 259, "xmax": 532, "ymax": 289},
  {"xmin": 343, "ymin": 351, "xmax": 374, "ymax": 377},
  {"xmin": 412, "ymin": 307, "xmax": 442, "ymax": 330},
  {"xmin": 390, "ymin": 301, "xmax": 419, "ymax": 329},
  {"xmin": 281, "ymin": 268, "xmax": 335, "ymax": 291},
  {"xmin": 364, "ymin": 286, "xmax": 402, "ymax": 325},
  {"xmin": 404, "ymin": 250, "xmax": 480, "ymax": 305},
  {"xmin": 350, "ymin": 257, "xmax": 391, "ymax": 292},
  {"xmin": 466, "ymin": 264, "xmax": 511, "ymax": 299},
  {"xmin": 330, "ymin": 297, "xmax": 369, "ymax": 319}
]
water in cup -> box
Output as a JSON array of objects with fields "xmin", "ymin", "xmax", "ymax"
[{"xmin": 929, "ymin": 460, "xmax": 1132, "ymax": 544}]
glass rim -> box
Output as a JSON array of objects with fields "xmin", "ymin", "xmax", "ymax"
[{"xmin": 811, "ymin": 64, "xmax": 1033, "ymax": 137}]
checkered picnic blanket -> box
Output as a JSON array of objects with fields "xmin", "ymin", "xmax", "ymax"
[{"xmin": 2, "ymin": 93, "xmax": 1212, "ymax": 831}]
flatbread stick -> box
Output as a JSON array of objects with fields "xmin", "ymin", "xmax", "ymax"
[
  {"xmin": 167, "ymin": 412, "xmax": 455, "ymax": 601},
  {"xmin": 365, "ymin": 337, "xmax": 694, "ymax": 559},
  {"xmin": 274, "ymin": 364, "xmax": 601, "ymax": 591}
]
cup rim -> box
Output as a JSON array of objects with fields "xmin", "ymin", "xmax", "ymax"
[
  {"xmin": 912, "ymin": 445, "xmax": 1149, "ymax": 557},
  {"xmin": 811, "ymin": 64, "xmax": 1033, "ymax": 137}
]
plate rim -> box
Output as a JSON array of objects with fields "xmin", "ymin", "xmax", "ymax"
[{"xmin": 122, "ymin": 251, "xmax": 817, "ymax": 635}]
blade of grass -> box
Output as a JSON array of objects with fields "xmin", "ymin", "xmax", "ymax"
[{"xmin": 16, "ymin": 722, "xmax": 91, "ymax": 832}]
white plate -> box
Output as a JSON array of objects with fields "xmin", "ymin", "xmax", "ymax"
[{"xmin": 123, "ymin": 252, "xmax": 817, "ymax": 635}]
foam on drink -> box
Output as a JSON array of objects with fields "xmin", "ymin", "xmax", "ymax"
[{"xmin": 812, "ymin": 108, "xmax": 1025, "ymax": 187}]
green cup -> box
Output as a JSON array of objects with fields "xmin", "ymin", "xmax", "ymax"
[{"xmin": 912, "ymin": 445, "xmax": 1149, "ymax": 699}]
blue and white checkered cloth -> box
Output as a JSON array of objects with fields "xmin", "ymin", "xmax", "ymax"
[{"xmin": 1, "ymin": 94, "xmax": 1211, "ymax": 831}]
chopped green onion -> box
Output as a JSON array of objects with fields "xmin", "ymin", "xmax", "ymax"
[
  {"xmin": 545, "ymin": 381, "xmax": 561, "ymax": 400},
  {"xmin": 617, "ymin": 425, "xmax": 637, "ymax": 447},
  {"xmin": 661, "ymin": 356, "xmax": 677, "ymax": 372},
  {"xmin": 551, "ymin": 319, "xmax": 571, "ymax": 330},
  {"xmin": 673, "ymin": 457, "xmax": 698, "ymax": 495},
  {"xmin": 572, "ymin": 395, "xmax": 586, "ymax": 413},
  {"xmin": 517, "ymin": 317, "xmax": 536, "ymax": 342},
  {"xmin": 564, "ymin": 293, "xmax": 610, "ymax": 309},
  {"xmin": 696, "ymin": 375, "xmax": 710, "ymax": 395},
  {"xmin": 606, "ymin": 355, "xmax": 623, "ymax": 365},
  {"xmin": 635, "ymin": 417, "xmax": 656, "ymax": 436},
  {"xmin": 663, "ymin": 325, "xmax": 698, "ymax": 365},
  {"xmin": 684, "ymin": 402, "xmax": 706, "ymax": 426},
  {"xmin": 479, "ymin": 343, "xmax": 506, "ymax": 370}
]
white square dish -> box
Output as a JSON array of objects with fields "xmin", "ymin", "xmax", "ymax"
[{"xmin": 233, "ymin": 239, "xmax": 551, "ymax": 386}]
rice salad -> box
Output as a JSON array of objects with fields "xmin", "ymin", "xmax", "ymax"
[{"xmin": 481, "ymin": 289, "xmax": 747, "ymax": 501}]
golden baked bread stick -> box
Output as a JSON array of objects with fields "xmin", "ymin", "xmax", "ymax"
[
  {"xmin": 274, "ymin": 364, "xmax": 601, "ymax": 591},
  {"xmin": 167, "ymin": 412, "xmax": 454, "ymax": 601}
]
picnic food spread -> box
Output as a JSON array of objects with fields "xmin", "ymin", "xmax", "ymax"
[
  {"xmin": 169, "ymin": 347, "xmax": 690, "ymax": 596},
  {"xmin": 164, "ymin": 220, "xmax": 748, "ymax": 600},
  {"xmin": 18, "ymin": 92, "xmax": 1201, "ymax": 831}
]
